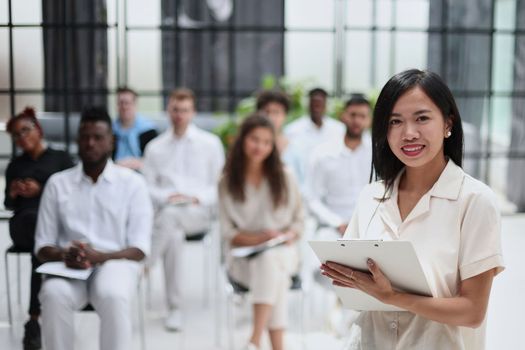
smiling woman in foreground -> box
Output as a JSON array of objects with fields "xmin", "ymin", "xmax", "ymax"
[{"xmin": 320, "ymin": 69, "xmax": 505, "ymax": 350}]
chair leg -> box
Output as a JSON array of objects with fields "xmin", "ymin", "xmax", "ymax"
[
  {"xmin": 226, "ymin": 290, "xmax": 235, "ymax": 350},
  {"xmin": 137, "ymin": 279, "xmax": 146, "ymax": 350},
  {"xmin": 5, "ymin": 250, "xmax": 12, "ymax": 325},
  {"xmin": 17, "ymin": 253, "xmax": 21, "ymax": 305},
  {"xmin": 299, "ymin": 290, "xmax": 305, "ymax": 350},
  {"xmin": 203, "ymin": 235, "xmax": 211, "ymax": 308}
]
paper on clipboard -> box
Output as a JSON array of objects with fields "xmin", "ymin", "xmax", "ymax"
[
  {"xmin": 309, "ymin": 239, "xmax": 432, "ymax": 311},
  {"xmin": 36, "ymin": 262, "xmax": 93, "ymax": 280},
  {"xmin": 231, "ymin": 234, "xmax": 291, "ymax": 258}
]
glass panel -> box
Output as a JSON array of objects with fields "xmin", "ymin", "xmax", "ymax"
[
  {"xmin": 106, "ymin": 0, "xmax": 118, "ymax": 25},
  {"xmin": 394, "ymin": 32, "xmax": 428, "ymax": 72},
  {"xmin": 0, "ymin": 94, "xmax": 9, "ymax": 121},
  {"xmin": 234, "ymin": 0, "xmax": 284, "ymax": 27},
  {"xmin": 285, "ymin": 32, "xmax": 334, "ymax": 92},
  {"xmin": 347, "ymin": 0, "xmax": 373, "ymax": 28},
  {"xmin": 490, "ymin": 96, "xmax": 512, "ymax": 149},
  {"xmin": 507, "ymin": 97, "xmax": 525, "ymax": 153},
  {"xmin": 505, "ymin": 96, "xmax": 525, "ymax": 212},
  {"xmin": 107, "ymin": 92, "xmax": 117, "ymax": 117},
  {"xmin": 136, "ymin": 96, "xmax": 163, "ymax": 113},
  {"xmin": 374, "ymin": 31, "xmax": 393, "ymax": 88},
  {"xmin": 285, "ymin": 0, "xmax": 335, "ymax": 29},
  {"xmin": 447, "ymin": 0, "xmax": 493, "ymax": 29},
  {"xmin": 518, "ymin": 0, "xmax": 525, "ymax": 30},
  {"xmin": 376, "ymin": 0, "xmax": 393, "ymax": 28},
  {"xmin": 13, "ymin": 28, "xmax": 43, "ymax": 89},
  {"xmin": 488, "ymin": 157, "xmax": 511, "ymax": 207},
  {"xmin": 492, "ymin": 34, "xmax": 515, "ymax": 92},
  {"xmin": 0, "ymin": 29, "xmax": 9, "ymax": 89},
  {"xmin": 127, "ymin": 31, "xmax": 161, "ymax": 91},
  {"xmin": 127, "ymin": 0, "xmax": 160, "ymax": 26},
  {"xmin": 395, "ymin": 0, "xmax": 429, "ymax": 29},
  {"xmin": 15, "ymin": 94, "xmax": 43, "ymax": 113},
  {"xmin": 235, "ymin": 32, "xmax": 284, "ymax": 92},
  {"xmin": 495, "ymin": 0, "xmax": 516, "ymax": 31},
  {"xmin": 488, "ymin": 95, "xmax": 513, "ymax": 207},
  {"xmin": 0, "ymin": 0, "xmax": 7, "ymax": 24},
  {"xmin": 445, "ymin": 34, "xmax": 491, "ymax": 92},
  {"xmin": 12, "ymin": 0, "xmax": 42, "ymax": 24},
  {"xmin": 107, "ymin": 28, "xmax": 117, "ymax": 90},
  {"xmin": 456, "ymin": 97, "xmax": 488, "ymax": 179},
  {"xmin": 345, "ymin": 32, "xmax": 372, "ymax": 93}
]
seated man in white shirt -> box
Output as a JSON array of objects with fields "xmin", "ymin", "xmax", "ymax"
[
  {"xmin": 305, "ymin": 95, "xmax": 372, "ymax": 236},
  {"xmin": 35, "ymin": 107, "xmax": 153, "ymax": 350},
  {"xmin": 283, "ymin": 88, "xmax": 345, "ymax": 187},
  {"xmin": 142, "ymin": 88, "xmax": 225, "ymax": 331}
]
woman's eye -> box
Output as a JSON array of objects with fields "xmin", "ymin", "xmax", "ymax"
[
  {"xmin": 389, "ymin": 119, "xmax": 401, "ymax": 126},
  {"xmin": 417, "ymin": 116, "xmax": 429, "ymax": 122}
]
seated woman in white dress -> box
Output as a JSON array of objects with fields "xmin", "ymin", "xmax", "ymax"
[{"xmin": 218, "ymin": 114, "xmax": 304, "ymax": 350}]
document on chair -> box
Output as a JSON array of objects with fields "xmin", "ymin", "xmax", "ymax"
[
  {"xmin": 36, "ymin": 262, "xmax": 93, "ymax": 280},
  {"xmin": 231, "ymin": 234, "xmax": 292, "ymax": 259}
]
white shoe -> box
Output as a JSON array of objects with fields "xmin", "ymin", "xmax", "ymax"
[
  {"xmin": 164, "ymin": 309, "xmax": 182, "ymax": 331},
  {"xmin": 244, "ymin": 343, "xmax": 258, "ymax": 350}
]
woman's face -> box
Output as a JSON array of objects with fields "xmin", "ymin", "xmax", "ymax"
[
  {"xmin": 387, "ymin": 87, "xmax": 451, "ymax": 169},
  {"xmin": 11, "ymin": 119, "xmax": 42, "ymax": 153},
  {"xmin": 243, "ymin": 126, "xmax": 274, "ymax": 165},
  {"xmin": 262, "ymin": 102, "xmax": 287, "ymax": 131}
]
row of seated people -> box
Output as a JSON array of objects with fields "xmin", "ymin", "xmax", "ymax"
[{"xmin": 4, "ymin": 87, "xmax": 373, "ymax": 350}]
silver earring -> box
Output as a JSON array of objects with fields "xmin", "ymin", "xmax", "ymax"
[{"xmin": 446, "ymin": 131, "xmax": 452, "ymax": 138}]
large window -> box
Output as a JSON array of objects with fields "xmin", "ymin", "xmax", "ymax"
[{"xmin": 1, "ymin": 0, "xmax": 524, "ymax": 210}]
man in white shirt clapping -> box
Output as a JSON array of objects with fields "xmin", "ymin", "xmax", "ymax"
[
  {"xmin": 142, "ymin": 88, "xmax": 225, "ymax": 331},
  {"xmin": 35, "ymin": 107, "xmax": 154, "ymax": 350},
  {"xmin": 306, "ymin": 95, "xmax": 372, "ymax": 236}
]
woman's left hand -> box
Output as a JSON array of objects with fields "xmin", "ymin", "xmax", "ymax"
[{"xmin": 320, "ymin": 259, "xmax": 396, "ymax": 304}]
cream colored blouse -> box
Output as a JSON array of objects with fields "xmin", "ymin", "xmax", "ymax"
[
  {"xmin": 218, "ymin": 169, "xmax": 304, "ymax": 246},
  {"xmin": 343, "ymin": 160, "xmax": 505, "ymax": 350}
]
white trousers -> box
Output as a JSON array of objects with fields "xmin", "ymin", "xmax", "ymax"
[
  {"xmin": 150, "ymin": 204, "xmax": 211, "ymax": 309},
  {"xmin": 39, "ymin": 259, "xmax": 141, "ymax": 350},
  {"xmin": 228, "ymin": 245, "xmax": 299, "ymax": 329}
]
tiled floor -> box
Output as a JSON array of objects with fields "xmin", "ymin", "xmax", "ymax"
[{"xmin": 0, "ymin": 215, "xmax": 523, "ymax": 350}]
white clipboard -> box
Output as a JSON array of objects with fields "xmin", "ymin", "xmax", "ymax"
[{"xmin": 309, "ymin": 240, "xmax": 433, "ymax": 311}]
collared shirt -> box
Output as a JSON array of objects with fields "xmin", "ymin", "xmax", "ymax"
[
  {"xmin": 142, "ymin": 124, "xmax": 225, "ymax": 208},
  {"xmin": 283, "ymin": 116, "xmax": 345, "ymax": 186},
  {"xmin": 305, "ymin": 133, "xmax": 372, "ymax": 227},
  {"xmin": 113, "ymin": 114, "xmax": 156, "ymax": 160},
  {"xmin": 34, "ymin": 161, "xmax": 153, "ymax": 256},
  {"xmin": 343, "ymin": 160, "xmax": 505, "ymax": 350}
]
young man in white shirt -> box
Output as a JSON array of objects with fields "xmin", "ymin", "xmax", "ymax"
[
  {"xmin": 283, "ymin": 88, "xmax": 345, "ymax": 187},
  {"xmin": 306, "ymin": 95, "xmax": 372, "ymax": 236},
  {"xmin": 142, "ymin": 88, "xmax": 225, "ymax": 331},
  {"xmin": 35, "ymin": 107, "xmax": 153, "ymax": 350}
]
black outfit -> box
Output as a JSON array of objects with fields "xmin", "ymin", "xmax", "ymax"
[{"xmin": 4, "ymin": 148, "xmax": 74, "ymax": 316}]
